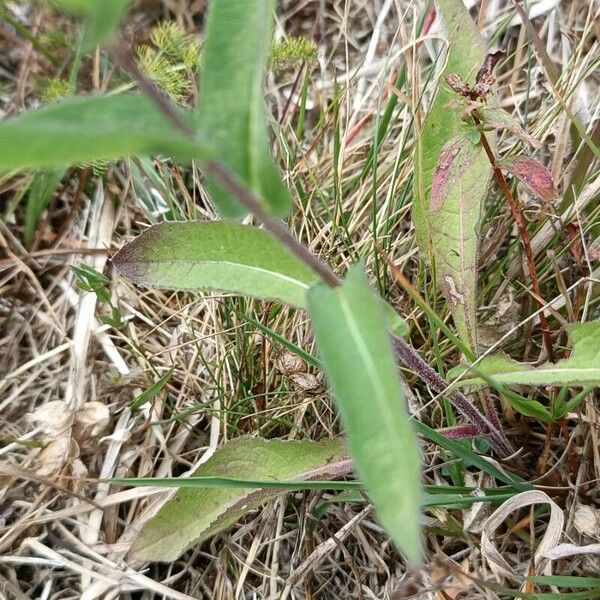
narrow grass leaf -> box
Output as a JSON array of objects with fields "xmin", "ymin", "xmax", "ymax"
[
  {"xmin": 24, "ymin": 170, "xmax": 65, "ymax": 245},
  {"xmin": 112, "ymin": 221, "xmax": 319, "ymax": 307},
  {"xmin": 528, "ymin": 576, "xmax": 600, "ymax": 589},
  {"xmin": 449, "ymin": 323, "xmax": 600, "ymax": 387},
  {"xmin": 0, "ymin": 94, "xmax": 206, "ymax": 171},
  {"xmin": 415, "ymin": 422, "xmax": 529, "ymax": 489},
  {"xmin": 130, "ymin": 368, "xmax": 174, "ymax": 411},
  {"xmin": 126, "ymin": 437, "xmax": 347, "ymax": 562},
  {"xmin": 308, "ymin": 266, "xmax": 422, "ymax": 565},
  {"xmin": 413, "ymin": 0, "xmax": 494, "ymax": 349},
  {"xmin": 196, "ymin": 0, "xmax": 291, "ymax": 218}
]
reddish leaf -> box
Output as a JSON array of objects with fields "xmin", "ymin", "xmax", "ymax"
[{"xmin": 498, "ymin": 156, "xmax": 559, "ymax": 204}]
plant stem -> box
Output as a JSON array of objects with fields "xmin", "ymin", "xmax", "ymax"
[
  {"xmin": 204, "ymin": 160, "xmax": 340, "ymax": 287},
  {"xmin": 474, "ymin": 116, "xmax": 555, "ymax": 362},
  {"xmin": 111, "ymin": 36, "xmax": 514, "ymax": 458},
  {"xmin": 392, "ymin": 336, "xmax": 514, "ymax": 457}
]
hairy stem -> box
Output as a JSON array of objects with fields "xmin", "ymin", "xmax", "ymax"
[{"xmin": 392, "ymin": 337, "xmax": 514, "ymax": 457}]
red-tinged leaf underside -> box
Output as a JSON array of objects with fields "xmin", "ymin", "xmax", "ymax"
[{"xmin": 499, "ymin": 156, "xmax": 559, "ymax": 204}]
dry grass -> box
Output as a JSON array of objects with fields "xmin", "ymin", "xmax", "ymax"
[{"xmin": 0, "ymin": 0, "xmax": 599, "ymax": 598}]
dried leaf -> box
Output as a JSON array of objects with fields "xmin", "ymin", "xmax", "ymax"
[
  {"xmin": 482, "ymin": 490, "xmax": 600, "ymax": 582},
  {"xmin": 498, "ymin": 156, "xmax": 559, "ymax": 204},
  {"xmin": 478, "ymin": 107, "xmax": 542, "ymax": 148}
]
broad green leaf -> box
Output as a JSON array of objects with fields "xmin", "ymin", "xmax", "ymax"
[
  {"xmin": 126, "ymin": 437, "xmax": 348, "ymax": 562},
  {"xmin": 113, "ymin": 221, "xmax": 409, "ymax": 336},
  {"xmin": 449, "ymin": 323, "xmax": 600, "ymax": 387},
  {"xmin": 112, "ymin": 221, "xmax": 319, "ymax": 307},
  {"xmin": 413, "ymin": 0, "xmax": 495, "ymax": 350},
  {"xmin": 24, "ymin": 170, "xmax": 65, "ymax": 245},
  {"xmin": 53, "ymin": 0, "xmax": 131, "ymax": 49},
  {"xmin": 0, "ymin": 94, "xmax": 206, "ymax": 171},
  {"xmin": 196, "ymin": 0, "xmax": 291, "ymax": 219},
  {"xmin": 308, "ymin": 266, "xmax": 422, "ymax": 565}
]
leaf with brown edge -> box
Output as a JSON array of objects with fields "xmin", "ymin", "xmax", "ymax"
[
  {"xmin": 126, "ymin": 437, "xmax": 348, "ymax": 562},
  {"xmin": 498, "ymin": 156, "xmax": 559, "ymax": 204},
  {"xmin": 478, "ymin": 107, "xmax": 542, "ymax": 149}
]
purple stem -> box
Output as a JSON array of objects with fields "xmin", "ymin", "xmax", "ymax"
[{"xmin": 392, "ymin": 336, "xmax": 514, "ymax": 457}]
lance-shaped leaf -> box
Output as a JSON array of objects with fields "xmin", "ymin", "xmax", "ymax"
[
  {"xmin": 449, "ymin": 323, "xmax": 600, "ymax": 387},
  {"xmin": 498, "ymin": 156, "xmax": 559, "ymax": 205},
  {"xmin": 127, "ymin": 437, "xmax": 348, "ymax": 562},
  {"xmin": 413, "ymin": 0, "xmax": 495, "ymax": 349},
  {"xmin": 308, "ymin": 266, "xmax": 422, "ymax": 565},
  {"xmin": 196, "ymin": 0, "xmax": 291, "ymax": 219},
  {"xmin": 0, "ymin": 94, "xmax": 207, "ymax": 171},
  {"xmin": 112, "ymin": 221, "xmax": 319, "ymax": 307},
  {"xmin": 113, "ymin": 222, "xmax": 409, "ymax": 336}
]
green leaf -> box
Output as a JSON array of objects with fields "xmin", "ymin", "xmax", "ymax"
[
  {"xmin": 113, "ymin": 222, "xmax": 409, "ymax": 336},
  {"xmin": 0, "ymin": 94, "xmax": 207, "ymax": 171},
  {"xmin": 83, "ymin": 0, "xmax": 131, "ymax": 49},
  {"xmin": 130, "ymin": 368, "xmax": 174, "ymax": 411},
  {"xmin": 413, "ymin": 0, "xmax": 494, "ymax": 350},
  {"xmin": 53, "ymin": 0, "xmax": 132, "ymax": 49},
  {"xmin": 196, "ymin": 0, "xmax": 291, "ymax": 218},
  {"xmin": 112, "ymin": 221, "xmax": 319, "ymax": 307},
  {"xmin": 415, "ymin": 422, "xmax": 529, "ymax": 489},
  {"xmin": 478, "ymin": 107, "xmax": 541, "ymax": 148},
  {"xmin": 126, "ymin": 437, "xmax": 348, "ymax": 562},
  {"xmin": 449, "ymin": 323, "xmax": 600, "ymax": 387},
  {"xmin": 308, "ymin": 266, "xmax": 422, "ymax": 565},
  {"xmin": 24, "ymin": 170, "xmax": 65, "ymax": 245}
]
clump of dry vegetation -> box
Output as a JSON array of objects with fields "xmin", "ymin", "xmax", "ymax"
[{"xmin": 0, "ymin": 0, "xmax": 599, "ymax": 598}]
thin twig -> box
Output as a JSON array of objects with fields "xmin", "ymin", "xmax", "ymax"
[{"xmin": 474, "ymin": 117, "xmax": 555, "ymax": 362}]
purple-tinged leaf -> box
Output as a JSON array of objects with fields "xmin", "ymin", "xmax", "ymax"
[{"xmin": 498, "ymin": 156, "xmax": 559, "ymax": 204}]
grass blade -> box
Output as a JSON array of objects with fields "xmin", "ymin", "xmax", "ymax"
[{"xmin": 24, "ymin": 170, "xmax": 65, "ymax": 245}]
